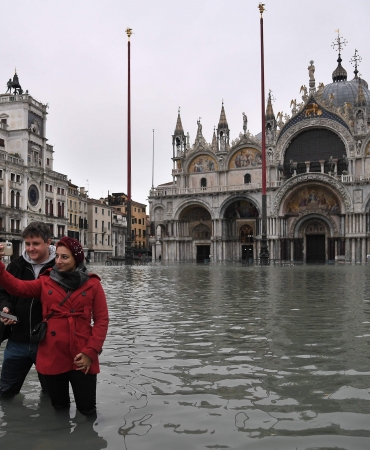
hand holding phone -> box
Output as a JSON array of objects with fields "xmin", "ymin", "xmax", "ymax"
[
  {"xmin": 0, "ymin": 241, "xmax": 13, "ymax": 258},
  {"xmin": 0, "ymin": 311, "xmax": 19, "ymax": 323}
]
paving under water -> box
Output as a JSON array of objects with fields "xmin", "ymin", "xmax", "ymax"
[{"xmin": 1, "ymin": 263, "xmax": 370, "ymax": 450}]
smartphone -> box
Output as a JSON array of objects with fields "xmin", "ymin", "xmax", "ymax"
[
  {"xmin": 0, "ymin": 311, "xmax": 18, "ymax": 322},
  {"xmin": 3, "ymin": 241, "xmax": 13, "ymax": 256}
]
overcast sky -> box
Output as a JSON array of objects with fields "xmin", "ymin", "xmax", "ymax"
[{"xmin": 2, "ymin": 0, "xmax": 369, "ymax": 205}]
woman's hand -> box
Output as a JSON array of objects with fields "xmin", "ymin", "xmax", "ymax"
[
  {"xmin": 0, "ymin": 307, "xmax": 17, "ymax": 325},
  {"xmin": 74, "ymin": 352, "xmax": 92, "ymax": 374}
]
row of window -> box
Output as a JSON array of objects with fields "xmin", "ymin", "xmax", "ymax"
[
  {"xmin": 94, "ymin": 206, "xmax": 111, "ymax": 216},
  {"xmin": 94, "ymin": 220, "xmax": 111, "ymax": 231},
  {"xmin": 69, "ymin": 200, "xmax": 87, "ymax": 211},
  {"xmin": 94, "ymin": 234, "xmax": 111, "ymax": 246},
  {"xmin": 46, "ymin": 184, "xmax": 65, "ymax": 195},
  {"xmin": 45, "ymin": 200, "xmax": 65, "ymax": 217},
  {"xmin": 132, "ymin": 218, "xmax": 144, "ymax": 224},
  {"xmin": 199, "ymin": 174, "xmax": 252, "ymax": 188},
  {"xmin": 69, "ymin": 215, "xmax": 88, "ymax": 229},
  {"xmin": 0, "ymin": 171, "xmax": 22, "ymax": 182},
  {"xmin": 0, "ymin": 219, "xmax": 65, "ymax": 239}
]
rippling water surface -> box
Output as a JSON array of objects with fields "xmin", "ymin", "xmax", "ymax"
[{"xmin": 1, "ymin": 263, "xmax": 370, "ymax": 449}]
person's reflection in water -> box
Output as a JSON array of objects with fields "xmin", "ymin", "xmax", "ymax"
[{"xmin": 0, "ymin": 394, "xmax": 107, "ymax": 449}]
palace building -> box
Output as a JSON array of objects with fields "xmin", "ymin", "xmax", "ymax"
[{"xmin": 148, "ymin": 43, "xmax": 370, "ymax": 263}]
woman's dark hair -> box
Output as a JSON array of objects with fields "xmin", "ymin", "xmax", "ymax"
[{"xmin": 22, "ymin": 221, "xmax": 52, "ymax": 242}]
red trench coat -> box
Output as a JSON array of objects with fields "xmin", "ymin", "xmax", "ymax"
[{"xmin": 0, "ymin": 263, "xmax": 109, "ymax": 375}]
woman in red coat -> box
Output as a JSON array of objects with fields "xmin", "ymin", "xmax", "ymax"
[{"xmin": 0, "ymin": 237, "xmax": 109, "ymax": 415}]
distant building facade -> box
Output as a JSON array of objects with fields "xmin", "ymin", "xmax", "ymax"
[
  {"xmin": 87, "ymin": 198, "xmax": 113, "ymax": 262},
  {"xmin": 111, "ymin": 207, "xmax": 127, "ymax": 257},
  {"xmin": 149, "ymin": 45, "xmax": 370, "ymax": 263},
  {"xmin": 0, "ymin": 71, "xmax": 68, "ymax": 256},
  {"xmin": 107, "ymin": 193, "xmax": 147, "ymax": 250}
]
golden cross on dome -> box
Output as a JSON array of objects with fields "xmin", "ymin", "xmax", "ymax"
[{"xmin": 332, "ymin": 29, "xmax": 347, "ymax": 56}]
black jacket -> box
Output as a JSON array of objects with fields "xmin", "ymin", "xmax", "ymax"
[{"xmin": 0, "ymin": 255, "xmax": 55, "ymax": 343}]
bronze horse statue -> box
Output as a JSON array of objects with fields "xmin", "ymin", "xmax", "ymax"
[{"xmin": 5, "ymin": 72, "xmax": 23, "ymax": 95}]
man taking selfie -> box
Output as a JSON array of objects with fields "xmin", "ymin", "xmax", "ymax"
[{"xmin": 0, "ymin": 221, "xmax": 56, "ymax": 397}]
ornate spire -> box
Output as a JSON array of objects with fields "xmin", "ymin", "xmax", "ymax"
[
  {"xmin": 350, "ymin": 49, "xmax": 362, "ymax": 79},
  {"xmin": 218, "ymin": 101, "xmax": 228, "ymax": 129},
  {"xmin": 331, "ymin": 30, "xmax": 348, "ymax": 82},
  {"xmin": 265, "ymin": 90, "xmax": 275, "ymax": 120},
  {"xmin": 355, "ymin": 78, "xmax": 366, "ymax": 107},
  {"xmin": 174, "ymin": 107, "xmax": 184, "ymax": 135},
  {"xmin": 212, "ymin": 126, "xmax": 217, "ymax": 150}
]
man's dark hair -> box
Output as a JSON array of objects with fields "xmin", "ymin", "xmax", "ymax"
[{"xmin": 22, "ymin": 221, "xmax": 52, "ymax": 242}]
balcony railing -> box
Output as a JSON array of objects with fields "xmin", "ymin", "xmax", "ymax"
[
  {"xmin": 341, "ymin": 174, "xmax": 370, "ymax": 183},
  {"xmin": 150, "ymin": 173, "xmax": 370, "ymax": 198},
  {"xmin": 9, "ymin": 181, "xmax": 22, "ymax": 189},
  {"xmin": 149, "ymin": 181, "xmax": 282, "ymax": 197}
]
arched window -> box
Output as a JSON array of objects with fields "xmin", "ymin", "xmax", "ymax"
[
  {"xmin": 0, "ymin": 188, "xmax": 2, "ymax": 206},
  {"xmin": 244, "ymin": 173, "xmax": 251, "ymax": 183},
  {"xmin": 10, "ymin": 190, "xmax": 15, "ymax": 208},
  {"xmin": 201, "ymin": 178, "xmax": 207, "ymax": 188},
  {"xmin": 16, "ymin": 192, "xmax": 20, "ymax": 209},
  {"xmin": 45, "ymin": 199, "xmax": 49, "ymax": 215}
]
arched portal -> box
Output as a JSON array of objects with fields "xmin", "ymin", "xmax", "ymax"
[
  {"xmin": 223, "ymin": 199, "xmax": 259, "ymax": 261},
  {"xmin": 301, "ymin": 218, "xmax": 329, "ymax": 263},
  {"xmin": 179, "ymin": 205, "xmax": 212, "ymax": 262},
  {"xmin": 240, "ymin": 224, "xmax": 254, "ymax": 261}
]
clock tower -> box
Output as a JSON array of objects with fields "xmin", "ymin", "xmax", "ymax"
[{"xmin": 0, "ymin": 71, "xmax": 68, "ymax": 256}]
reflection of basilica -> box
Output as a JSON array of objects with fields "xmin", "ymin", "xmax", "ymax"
[{"xmin": 149, "ymin": 39, "xmax": 370, "ymax": 263}]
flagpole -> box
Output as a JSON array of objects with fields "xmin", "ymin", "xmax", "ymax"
[
  {"xmin": 125, "ymin": 28, "xmax": 133, "ymax": 262},
  {"xmin": 258, "ymin": 4, "xmax": 269, "ymax": 265}
]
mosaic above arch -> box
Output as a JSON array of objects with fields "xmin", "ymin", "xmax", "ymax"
[
  {"xmin": 189, "ymin": 154, "xmax": 218, "ymax": 173},
  {"xmin": 272, "ymin": 173, "xmax": 352, "ymax": 215},
  {"xmin": 225, "ymin": 200, "xmax": 259, "ymax": 219},
  {"xmin": 229, "ymin": 147, "xmax": 262, "ymax": 169},
  {"xmin": 179, "ymin": 205, "xmax": 211, "ymax": 221},
  {"xmin": 284, "ymin": 184, "xmax": 340, "ymax": 215}
]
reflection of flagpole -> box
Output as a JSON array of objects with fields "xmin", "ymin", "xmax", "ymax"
[
  {"xmin": 258, "ymin": 3, "xmax": 269, "ymax": 265},
  {"xmin": 151, "ymin": 129, "xmax": 155, "ymax": 189}
]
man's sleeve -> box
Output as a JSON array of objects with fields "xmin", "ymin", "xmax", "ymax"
[{"xmin": 0, "ymin": 262, "xmax": 15, "ymax": 313}]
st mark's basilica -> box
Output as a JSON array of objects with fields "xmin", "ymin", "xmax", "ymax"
[{"xmin": 148, "ymin": 36, "xmax": 370, "ymax": 263}]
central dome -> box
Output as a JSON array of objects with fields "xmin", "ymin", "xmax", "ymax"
[
  {"xmin": 322, "ymin": 77, "xmax": 370, "ymax": 109},
  {"xmin": 321, "ymin": 56, "xmax": 370, "ymax": 111}
]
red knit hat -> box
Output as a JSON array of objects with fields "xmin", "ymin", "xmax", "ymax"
[{"xmin": 56, "ymin": 237, "xmax": 85, "ymax": 265}]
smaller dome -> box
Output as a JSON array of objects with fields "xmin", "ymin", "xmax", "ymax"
[
  {"xmin": 351, "ymin": 75, "xmax": 368, "ymax": 90},
  {"xmin": 332, "ymin": 56, "xmax": 347, "ymax": 82}
]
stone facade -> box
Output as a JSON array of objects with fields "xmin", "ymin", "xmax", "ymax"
[
  {"xmin": 149, "ymin": 52, "xmax": 370, "ymax": 264},
  {"xmin": 0, "ymin": 79, "xmax": 68, "ymax": 257}
]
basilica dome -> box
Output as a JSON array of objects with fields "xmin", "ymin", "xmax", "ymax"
[{"xmin": 321, "ymin": 56, "xmax": 370, "ymax": 110}]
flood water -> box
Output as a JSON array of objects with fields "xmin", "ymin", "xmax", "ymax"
[{"xmin": 1, "ymin": 263, "xmax": 370, "ymax": 450}]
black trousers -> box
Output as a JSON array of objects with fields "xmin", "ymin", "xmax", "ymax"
[{"xmin": 42, "ymin": 370, "xmax": 97, "ymax": 415}]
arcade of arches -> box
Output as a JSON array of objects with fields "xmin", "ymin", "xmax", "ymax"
[{"xmin": 149, "ymin": 48, "xmax": 370, "ymax": 263}]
